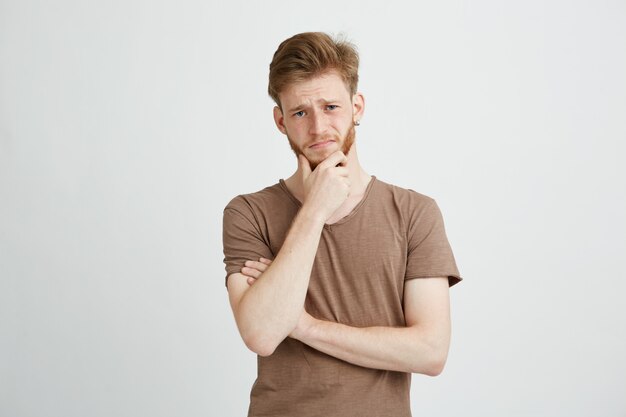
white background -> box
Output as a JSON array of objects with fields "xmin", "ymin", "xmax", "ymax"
[{"xmin": 1, "ymin": 1, "xmax": 625, "ymax": 416}]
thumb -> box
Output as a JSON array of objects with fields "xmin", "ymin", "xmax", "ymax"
[{"xmin": 298, "ymin": 154, "xmax": 312, "ymax": 179}]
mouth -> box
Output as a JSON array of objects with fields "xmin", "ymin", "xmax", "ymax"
[{"xmin": 309, "ymin": 140, "xmax": 335, "ymax": 149}]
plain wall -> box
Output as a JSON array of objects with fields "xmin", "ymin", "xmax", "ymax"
[{"xmin": 1, "ymin": 1, "xmax": 625, "ymax": 416}]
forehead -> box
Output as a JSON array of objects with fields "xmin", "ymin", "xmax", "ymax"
[{"xmin": 279, "ymin": 71, "xmax": 351, "ymax": 107}]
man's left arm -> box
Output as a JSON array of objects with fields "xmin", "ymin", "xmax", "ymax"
[
  {"xmin": 291, "ymin": 276, "xmax": 451, "ymax": 376},
  {"xmin": 242, "ymin": 259, "xmax": 451, "ymax": 376}
]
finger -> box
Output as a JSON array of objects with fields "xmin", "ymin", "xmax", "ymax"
[
  {"xmin": 259, "ymin": 257, "xmax": 273, "ymax": 265},
  {"xmin": 332, "ymin": 166, "xmax": 349, "ymax": 177},
  {"xmin": 247, "ymin": 277, "xmax": 257, "ymax": 286},
  {"xmin": 241, "ymin": 266, "xmax": 263, "ymax": 279},
  {"xmin": 245, "ymin": 260, "xmax": 269, "ymax": 272},
  {"xmin": 319, "ymin": 151, "xmax": 347, "ymax": 170},
  {"xmin": 298, "ymin": 154, "xmax": 312, "ymax": 179}
]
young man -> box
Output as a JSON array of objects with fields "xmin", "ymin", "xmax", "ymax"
[{"xmin": 222, "ymin": 32, "xmax": 462, "ymax": 417}]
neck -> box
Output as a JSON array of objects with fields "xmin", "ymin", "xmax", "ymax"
[{"xmin": 284, "ymin": 143, "xmax": 371, "ymax": 203}]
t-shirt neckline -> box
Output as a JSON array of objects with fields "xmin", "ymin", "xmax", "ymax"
[{"xmin": 278, "ymin": 175, "xmax": 377, "ymax": 229}]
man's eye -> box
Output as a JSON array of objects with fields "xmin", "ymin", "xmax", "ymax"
[
  {"xmin": 326, "ymin": 105, "xmax": 338, "ymax": 111},
  {"xmin": 294, "ymin": 111, "xmax": 305, "ymax": 117}
]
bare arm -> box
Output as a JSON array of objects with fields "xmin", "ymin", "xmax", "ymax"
[
  {"xmin": 226, "ymin": 152, "xmax": 350, "ymax": 356},
  {"xmin": 243, "ymin": 261, "xmax": 451, "ymax": 375},
  {"xmin": 292, "ymin": 277, "xmax": 452, "ymax": 375},
  {"xmin": 227, "ymin": 210, "xmax": 324, "ymax": 356}
]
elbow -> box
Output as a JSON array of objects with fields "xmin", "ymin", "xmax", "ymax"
[
  {"xmin": 422, "ymin": 356, "xmax": 447, "ymax": 377},
  {"xmin": 248, "ymin": 343, "xmax": 277, "ymax": 358},
  {"xmin": 408, "ymin": 358, "xmax": 446, "ymax": 376},
  {"xmin": 242, "ymin": 333, "xmax": 280, "ymax": 357},
  {"xmin": 410, "ymin": 346, "xmax": 449, "ymax": 376},
  {"xmin": 412, "ymin": 328, "xmax": 451, "ymax": 376},
  {"xmin": 235, "ymin": 312, "xmax": 298, "ymax": 357}
]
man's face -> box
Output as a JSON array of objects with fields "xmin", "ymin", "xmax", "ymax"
[{"xmin": 273, "ymin": 71, "xmax": 363, "ymax": 170}]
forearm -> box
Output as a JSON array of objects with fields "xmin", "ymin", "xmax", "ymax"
[
  {"xmin": 236, "ymin": 207, "xmax": 324, "ymax": 354},
  {"xmin": 294, "ymin": 318, "xmax": 450, "ymax": 376}
]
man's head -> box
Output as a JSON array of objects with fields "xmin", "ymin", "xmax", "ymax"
[{"xmin": 268, "ymin": 32, "xmax": 364, "ymax": 170}]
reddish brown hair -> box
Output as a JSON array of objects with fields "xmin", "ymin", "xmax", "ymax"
[{"xmin": 268, "ymin": 32, "xmax": 359, "ymax": 108}]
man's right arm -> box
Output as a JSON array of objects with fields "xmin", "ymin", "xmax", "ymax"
[
  {"xmin": 227, "ymin": 208, "xmax": 325, "ymax": 356},
  {"xmin": 226, "ymin": 152, "xmax": 349, "ymax": 357}
]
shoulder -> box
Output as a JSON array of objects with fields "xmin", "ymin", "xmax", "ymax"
[
  {"xmin": 373, "ymin": 177, "xmax": 437, "ymax": 213},
  {"xmin": 224, "ymin": 182, "xmax": 288, "ymax": 215}
]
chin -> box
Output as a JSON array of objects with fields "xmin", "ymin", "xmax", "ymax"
[
  {"xmin": 307, "ymin": 145, "xmax": 339, "ymax": 168},
  {"xmin": 305, "ymin": 154, "xmax": 325, "ymax": 170}
]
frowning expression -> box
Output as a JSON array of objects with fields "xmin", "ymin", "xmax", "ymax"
[{"xmin": 273, "ymin": 71, "xmax": 364, "ymax": 169}]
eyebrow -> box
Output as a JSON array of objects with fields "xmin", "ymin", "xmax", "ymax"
[{"xmin": 287, "ymin": 99, "xmax": 339, "ymax": 113}]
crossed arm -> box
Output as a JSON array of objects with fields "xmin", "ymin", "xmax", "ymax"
[{"xmin": 229, "ymin": 258, "xmax": 452, "ymax": 376}]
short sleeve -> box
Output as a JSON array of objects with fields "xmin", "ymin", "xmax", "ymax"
[
  {"xmin": 222, "ymin": 198, "xmax": 274, "ymax": 287},
  {"xmin": 405, "ymin": 198, "xmax": 462, "ymax": 287}
]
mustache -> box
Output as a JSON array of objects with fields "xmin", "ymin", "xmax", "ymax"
[{"xmin": 307, "ymin": 135, "xmax": 340, "ymax": 146}]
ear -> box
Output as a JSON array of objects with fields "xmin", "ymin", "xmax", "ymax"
[
  {"xmin": 352, "ymin": 92, "xmax": 365, "ymax": 124},
  {"xmin": 273, "ymin": 106, "xmax": 287, "ymax": 135}
]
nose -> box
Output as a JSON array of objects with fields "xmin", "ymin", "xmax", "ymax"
[{"xmin": 308, "ymin": 110, "xmax": 328, "ymax": 136}]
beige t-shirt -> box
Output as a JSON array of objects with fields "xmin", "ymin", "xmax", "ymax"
[{"xmin": 222, "ymin": 176, "xmax": 461, "ymax": 417}]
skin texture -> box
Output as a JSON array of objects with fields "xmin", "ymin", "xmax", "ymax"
[{"xmin": 226, "ymin": 70, "xmax": 452, "ymax": 375}]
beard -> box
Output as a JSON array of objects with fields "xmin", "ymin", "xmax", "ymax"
[{"xmin": 287, "ymin": 125, "xmax": 356, "ymax": 170}]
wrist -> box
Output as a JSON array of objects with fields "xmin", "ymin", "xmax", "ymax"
[
  {"xmin": 297, "ymin": 205, "xmax": 327, "ymax": 227},
  {"xmin": 303, "ymin": 314, "xmax": 319, "ymax": 341},
  {"xmin": 291, "ymin": 312, "xmax": 320, "ymax": 342}
]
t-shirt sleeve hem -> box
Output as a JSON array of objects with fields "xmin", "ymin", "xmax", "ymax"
[
  {"xmin": 225, "ymin": 269, "xmax": 244, "ymax": 288},
  {"xmin": 404, "ymin": 273, "xmax": 463, "ymax": 288}
]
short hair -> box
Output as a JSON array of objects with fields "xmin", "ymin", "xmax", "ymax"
[{"xmin": 268, "ymin": 32, "xmax": 359, "ymax": 108}]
